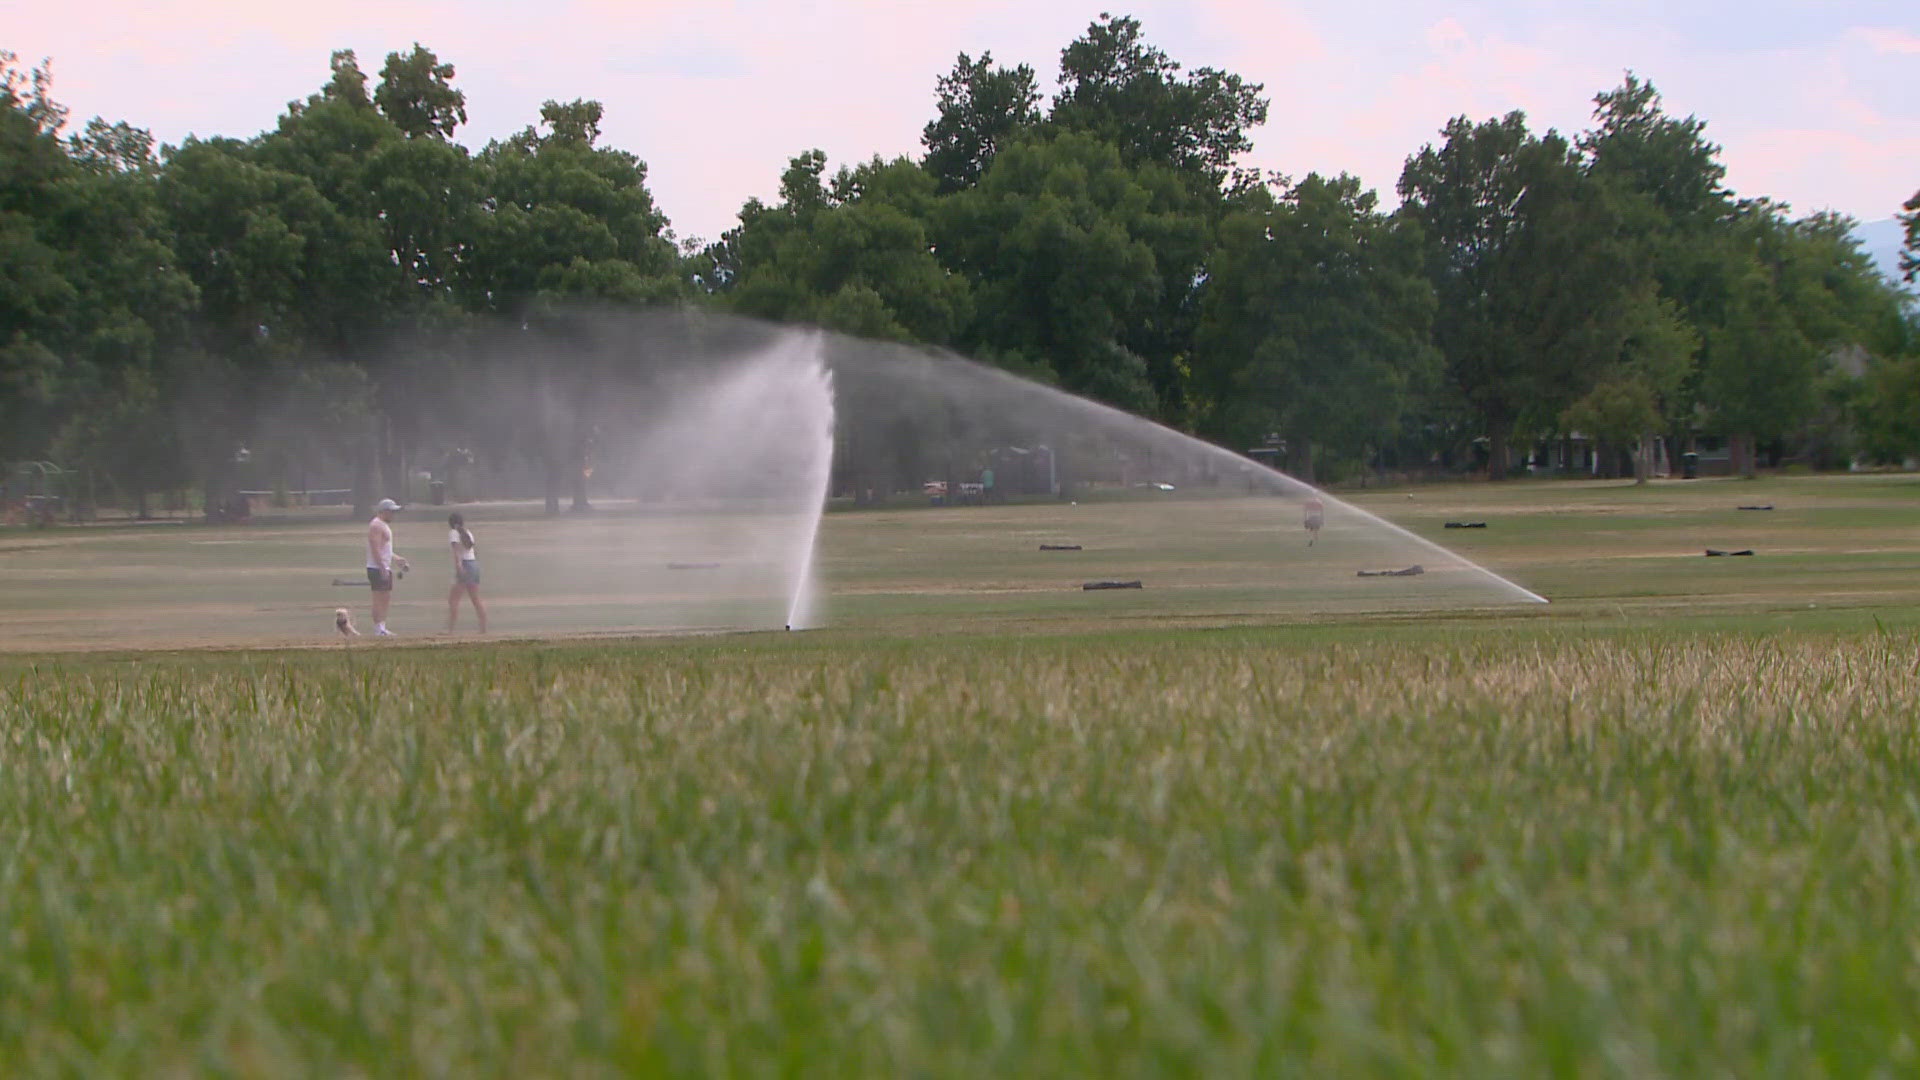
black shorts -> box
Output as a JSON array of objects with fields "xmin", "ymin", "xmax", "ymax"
[{"xmin": 367, "ymin": 567, "xmax": 394, "ymax": 593}]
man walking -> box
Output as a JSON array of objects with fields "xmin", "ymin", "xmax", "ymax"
[{"xmin": 366, "ymin": 498, "xmax": 411, "ymax": 637}]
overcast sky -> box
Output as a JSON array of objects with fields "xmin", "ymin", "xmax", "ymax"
[{"xmin": 9, "ymin": 0, "xmax": 1917, "ymax": 245}]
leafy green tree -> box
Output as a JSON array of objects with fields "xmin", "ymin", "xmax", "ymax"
[
  {"xmin": 1855, "ymin": 358, "xmax": 1920, "ymax": 463},
  {"xmin": 2, "ymin": 56, "xmax": 86, "ymax": 445},
  {"xmin": 159, "ymin": 138, "xmax": 342, "ymax": 358},
  {"xmin": 252, "ymin": 53, "xmax": 418, "ymax": 354},
  {"xmin": 51, "ymin": 364, "xmax": 186, "ymax": 517},
  {"xmin": 1399, "ymin": 112, "xmax": 1640, "ymax": 477},
  {"xmin": 464, "ymin": 97, "xmax": 682, "ymax": 510},
  {"xmin": 936, "ymin": 131, "xmax": 1207, "ymax": 414},
  {"xmin": 0, "ymin": 50, "xmax": 66, "ymax": 133},
  {"xmin": 1698, "ymin": 204, "xmax": 1902, "ymax": 475},
  {"xmin": 263, "ymin": 45, "xmax": 482, "ymax": 315},
  {"xmin": 699, "ymin": 150, "xmax": 827, "ymax": 296},
  {"xmin": 58, "ymin": 143, "xmax": 197, "ymax": 393},
  {"xmin": 468, "ymin": 98, "xmax": 681, "ymax": 310},
  {"xmin": 1901, "ymin": 188, "xmax": 1918, "ymax": 284},
  {"xmin": 1580, "ymin": 74, "xmax": 1729, "ymax": 227},
  {"xmin": 265, "ymin": 47, "xmax": 490, "ymax": 507},
  {"xmin": 1558, "ymin": 285, "xmax": 1698, "ymax": 481},
  {"xmin": 1, "ymin": 52, "xmax": 195, "ymax": 464},
  {"xmin": 1560, "ymin": 380, "xmax": 1660, "ymax": 478},
  {"xmin": 0, "ymin": 66, "xmax": 83, "ymax": 456},
  {"xmin": 921, "ymin": 52, "xmax": 1041, "ymax": 193},
  {"xmin": 1575, "ymin": 75, "xmax": 1734, "ymax": 453},
  {"xmin": 256, "ymin": 358, "xmax": 379, "ymax": 513},
  {"xmin": 1851, "ymin": 311, "xmax": 1920, "ymax": 463},
  {"xmin": 371, "ymin": 135, "xmax": 479, "ymax": 304},
  {"xmin": 365, "ymin": 45, "xmax": 479, "ymax": 303},
  {"xmin": 164, "ymin": 49, "xmax": 429, "ymax": 508},
  {"xmin": 1195, "ymin": 173, "xmax": 1437, "ymax": 481},
  {"xmin": 374, "ymin": 43, "xmax": 467, "ymax": 140},
  {"xmin": 714, "ymin": 153, "xmax": 971, "ymax": 343},
  {"xmin": 1050, "ymin": 13, "xmax": 1268, "ymax": 187},
  {"xmin": 67, "ymin": 116, "xmax": 157, "ymax": 174}
]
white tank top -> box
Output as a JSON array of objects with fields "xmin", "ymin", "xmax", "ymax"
[{"xmin": 367, "ymin": 517, "xmax": 393, "ymax": 570}]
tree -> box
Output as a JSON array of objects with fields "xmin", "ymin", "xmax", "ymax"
[
  {"xmin": 1398, "ymin": 112, "xmax": 1640, "ymax": 477},
  {"xmin": 921, "ymin": 52, "xmax": 1041, "ymax": 193},
  {"xmin": 713, "ymin": 153, "xmax": 971, "ymax": 343},
  {"xmin": 165, "ymin": 48, "xmax": 436, "ymax": 508},
  {"xmin": 68, "ymin": 116, "xmax": 156, "ymax": 174},
  {"xmin": 321, "ymin": 48, "xmax": 370, "ymax": 107},
  {"xmin": 1050, "ymin": 13, "xmax": 1268, "ymax": 186},
  {"xmin": 160, "ymin": 138, "xmax": 339, "ymax": 358},
  {"xmin": 466, "ymin": 98, "xmax": 682, "ymax": 511},
  {"xmin": 1194, "ymin": 173, "xmax": 1437, "ymax": 482},
  {"xmin": 375, "ymin": 43, "xmax": 467, "ymax": 140},
  {"xmin": 1698, "ymin": 204, "xmax": 1902, "ymax": 476},
  {"xmin": 1851, "ymin": 310, "xmax": 1920, "ymax": 464},
  {"xmin": 363, "ymin": 45, "xmax": 480, "ymax": 307},
  {"xmin": 254, "ymin": 52, "xmax": 417, "ymax": 354},
  {"xmin": 1574, "ymin": 74, "xmax": 1736, "ymax": 456},
  {"xmin": 52, "ymin": 364, "xmax": 185, "ymax": 517},
  {"xmin": 1, "ymin": 52, "xmax": 195, "ymax": 463},
  {"xmin": 468, "ymin": 98, "xmax": 680, "ymax": 311},
  {"xmin": 0, "ymin": 49, "xmax": 68, "ymax": 135},
  {"xmin": 369, "ymin": 135, "xmax": 478, "ymax": 304},
  {"xmin": 253, "ymin": 49, "xmax": 488, "ymax": 510},
  {"xmin": 1, "ymin": 54, "xmax": 88, "ymax": 458},
  {"xmin": 1558, "ymin": 285, "xmax": 1698, "ymax": 481},
  {"xmin": 700, "ymin": 150, "xmax": 828, "ymax": 296},
  {"xmin": 1580, "ymin": 73, "xmax": 1729, "ymax": 227},
  {"xmin": 935, "ymin": 131, "xmax": 1207, "ymax": 414},
  {"xmin": 254, "ymin": 358, "xmax": 379, "ymax": 514},
  {"xmin": 1901, "ymin": 188, "xmax": 1918, "ymax": 284}
]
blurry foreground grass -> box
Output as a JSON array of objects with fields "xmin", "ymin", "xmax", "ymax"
[{"xmin": 5, "ymin": 626, "xmax": 1920, "ymax": 1075}]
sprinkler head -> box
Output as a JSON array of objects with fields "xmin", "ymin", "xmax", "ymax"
[{"xmin": 784, "ymin": 623, "xmax": 792, "ymax": 631}]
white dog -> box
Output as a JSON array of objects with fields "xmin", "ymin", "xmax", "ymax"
[{"xmin": 335, "ymin": 608, "xmax": 360, "ymax": 637}]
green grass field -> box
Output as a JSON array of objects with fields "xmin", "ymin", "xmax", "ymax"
[{"xmin": 5, "ymin": 475, "xmax": 1920, "ymax": 1074}]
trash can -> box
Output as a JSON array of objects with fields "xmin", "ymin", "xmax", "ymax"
[
  {"xmin": 1681, "ymin": 452, "xmax": 1698, "ymax": 480},
  {"xmin": 429, "ymin": 480, "xmax": 446, "ymax": 505}
]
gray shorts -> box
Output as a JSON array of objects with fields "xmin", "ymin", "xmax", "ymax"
[
  {"xmin": 456, "ymin": 560, "xmax": 480, "ymax": 586},
  {"xmin": 367, "ymin": 567, "xmax": 394, "ymax": 593}
]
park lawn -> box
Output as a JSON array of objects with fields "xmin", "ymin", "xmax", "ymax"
[
  {"xmin": 4, "ymin": 472, "xmax": 1920, "ymax": 648},
  {"xmin": 3, "ymin": 473, "xmax": 1920, "ymax": 1073},
  {"xmin": 4, "ymin": 624, "xmax": 1920, "ymax": 1074}
]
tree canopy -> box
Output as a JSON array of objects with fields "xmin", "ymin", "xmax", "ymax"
[{"xmin": 1, "ymin": 25, "xmax": 1912, "ymax": 521}]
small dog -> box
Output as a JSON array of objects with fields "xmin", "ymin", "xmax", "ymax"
[{"xmin": 335, "ymin": 608, "xmax": 360, "ymax": 637}]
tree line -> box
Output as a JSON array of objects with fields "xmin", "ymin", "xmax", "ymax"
[{"xmin": 3, "ymin": 14, "xmax": 1917, "ymax": 520}]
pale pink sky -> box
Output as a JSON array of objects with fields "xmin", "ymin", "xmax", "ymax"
[{"xmin": 9, "ymin": 0, "xmax": 1918, "ymax": 244}]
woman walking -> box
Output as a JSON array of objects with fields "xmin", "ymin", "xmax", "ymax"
[{"xmin": 446, "ymin": 512, "xmax": 488, "ymax": 633}]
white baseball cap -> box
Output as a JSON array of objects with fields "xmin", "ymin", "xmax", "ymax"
[{"xmin": 376, "ymin": 498, "xmax": 402, "ymax": 512}]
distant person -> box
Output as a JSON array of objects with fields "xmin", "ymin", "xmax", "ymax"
[
  {"xmin": 445, "ymin": 511, "xmax": 488, "ymax": 634},
  {"xmin": 981, "ymin": 466, "xmax": 996, "ymax": 504},
  {"xmin": 365, "ymin": 498, "xmax": 410, "ymax": 637},
  {"xmin": 1303, "ymin": 495, "xmax": 1325, "ymax": 546}
]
